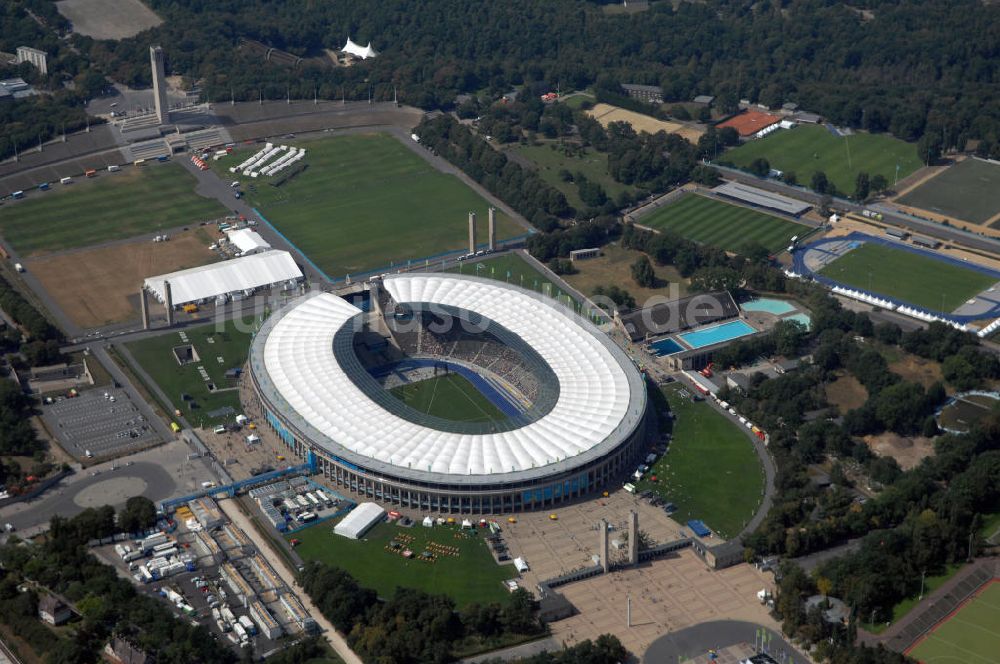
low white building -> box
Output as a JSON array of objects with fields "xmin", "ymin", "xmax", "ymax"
[
  {"xmin": 333, "ymin": 502, "xmax": 385, "ymax": 539},
  {"xmin": 144, "ymin": 250, "xmax": 303, "ymax": 306},
  {"xmin": 226, "ymin": 228, "xmax": 271, "ymax": 256}
]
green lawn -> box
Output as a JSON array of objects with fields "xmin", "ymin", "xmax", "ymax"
[
  {"xmin": 639, "ymin": 194, "xmax": 808, "ymax": 253},
  {"xmin": 907, "ymin": 580, "xmax": 1000, "ymax": 664},
  {"xmin": 215, "ymin": 133, "xmax": 524, "ymax": 279},
  {"xmin": 510, "ymin": 142, "xmax": 633, "ymax": 211},
  {"xmin": 0, "ymin": 163, "xmax": 226, "ymax": 255},
  {"xmin": 290, "ymin": 519, "xmax": 516, "ymax": 607},
  {"xmin": 125, "ymin": 320, "xmax": 253, "ymax": 426},
  {"xmin": 392, "ymin": 373, "xmax": 507, "ymax": 423},
  {"xmin": 898, "ymin": 158, "xmax": 1000, "ymax": 225},
  {"xmin": 637, "ymin": 384, "xmax": 764, "ymax": 539},
  {"xmin": 723, "ymin": 124, "xmax": 922, "ymax": 196},
  {"xmin": 818, "ymin": 242, "xmax": 997, "ymax": 312},
  {"xmin": 562, "ymin": 93, "xmax": 595, "ymax": 110}
]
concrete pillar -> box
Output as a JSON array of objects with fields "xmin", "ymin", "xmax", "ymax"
[
  {"xmin": 599, "ymin": 518, "xmax": 610, "ymax": 573},
  {"xmin": 140, "ymin": 287, "xmax": 150, "ymax": 330},
  {"xmin": 488, "ymin": 207, "xmax": 497, "ymax": 251},
  {"xmin": 164, "ymin": 280, "xmax": 174, "ymax": 327},
  {"xmin": 628, "ymin": 510, "xmax": 639, "ymax": 566},
  {"xmin": 150, "ymin": 46, "xmax": 170, "ymax": 125},
  {"xmin": 468, "ymin": 212, "xmax": 477, "ymax": 254}
]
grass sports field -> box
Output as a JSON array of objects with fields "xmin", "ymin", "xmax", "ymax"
[
  {"xmin": 450, "ymin": 252, "xmax": 556, "ymax": 294},
  {"xmin": 639, "ymin": 194, "xmax": 807, "ymax": 253},
  {"xmin": 289, "ymin": 519, "xmax": 515, "ymax": 607},
  {"xmin": 818, "ymin": 242, "xmax": 997, "ymax": 312},
  {"xmin": 724, "ymin": 124, "xmax": 922, "ymax": 195},
  {"xmin": 510, "ymin": 142, "xmax": 633, "ymax": 211},
  {"xmin": 637, "ymin": 384, "xmax": 764, "ymax": 539},
  {"xmin": 391, "ymin": 373, "xmax": 507, "ymax": 423},
  {"xmin": 215, "ymin": 133, "xmax": 523, "ymax": 278},
  {"xmin": 125, "ymin": 321, "xmax": 252, "ymax": 425},
  {"xmin": 898, "ymin": 159, "xmax": 1000, "ymax": 225},
  {"xmin": 907, "ymin": 581, "xmax": 1000, "ymax": 664},
  {"xmin": 0, "ymin": 163, "xmax": 225, "ymax": 255}
]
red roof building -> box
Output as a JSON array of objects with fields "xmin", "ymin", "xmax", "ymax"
[{"xmin": 718, "ymin": 110, "xmax": 782, "ymax": 137}]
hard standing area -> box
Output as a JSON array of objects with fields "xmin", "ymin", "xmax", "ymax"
[{"xmin": 213, "ymin": 133, "xmax": 524, "ymax": 279}]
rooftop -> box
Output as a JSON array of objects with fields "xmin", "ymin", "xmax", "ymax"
[{"xmin": 718, "ymin": 109, "xmax": 782, "ymax": 137}]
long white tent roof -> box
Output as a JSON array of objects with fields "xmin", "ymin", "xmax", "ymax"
[
  {"xmin": 226, "ymin": 228, "xmax": 271, "ymax": 255},
  {"xmin": 333, "ymin": 502, "xmax": 385, "ymax": 539},
  {"xmin": 258, "ymin": 274, "xmax": 639, "ymax": 477},
  {"xmin": 145, "ymin": 250, "xmax": 302, "ymax": 305}
]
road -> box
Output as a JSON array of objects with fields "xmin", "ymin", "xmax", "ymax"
[
  {"xmin": 710, "ymin": 164, "xmax": 1000, "ymax": 255},
  {"xmin": 218, "ymin": 498, "xmax": 364, "ymax": 664},
  {"xmin": 642, "ymin": 620, "xmax": 811, "ymax": 664}
]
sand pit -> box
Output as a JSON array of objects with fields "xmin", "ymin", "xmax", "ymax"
[
  {"xmin": 27, "ymin": 228, "xmax": 219, "ymax": 329},
  {"xmin": 587, "ymin": 103, "xmax": 705, "ymax": 143}
]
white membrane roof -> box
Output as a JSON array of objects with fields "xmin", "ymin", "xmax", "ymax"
[{"xmin": 259, "ymin": 274, "xmax": 638, "ymax": 477}]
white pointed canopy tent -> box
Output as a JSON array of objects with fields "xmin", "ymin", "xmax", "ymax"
[{"xmin": 342, "ymin": 37, "xmax": 378, "ymax": 60}]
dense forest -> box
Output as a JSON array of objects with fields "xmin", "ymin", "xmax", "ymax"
[
  {"xmin": 111, "ymin": 0, "xmax": 1000, "ymax": 149},
  {"xmin": 2, "ymin": 0, "xmax": 999, "ymax": 159}
]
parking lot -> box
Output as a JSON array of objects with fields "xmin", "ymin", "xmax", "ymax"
[{"xmin": 42, "ymin": 387, "xmax": 162, "ymax": 460}]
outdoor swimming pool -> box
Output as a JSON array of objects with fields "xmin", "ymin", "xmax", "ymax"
[
  {"xmin": 678, "ymin": 320, "xmax": 756, "ymax": 349},
  {"xmin": 741, "ymin": 298, "xmax": 797, "ymax": 315},
  {"xmin": 785, "ymin": 313, "xmax": 812, "ymax": 330},
  {"xmin": 650, "ymin": 338, "xmax": 685, "ymax": 356}
]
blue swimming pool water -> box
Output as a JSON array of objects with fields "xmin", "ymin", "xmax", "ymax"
[
  {"xmin": 650, "ymin": 338, "xmax": 685, "ymax": 356},
  {"xmin": 678, "ymin": 320, "xmax": 756, "ymax": 349},
  {"xmin": 741, "ymin": 298, "xmax": 796, "ymax": 315},
  {"xmin": 785, "ymin": 313, "xmax": 812, "ymax": 330}
]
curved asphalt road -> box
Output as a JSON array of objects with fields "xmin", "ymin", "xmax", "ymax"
[{"xmin": 643, "ymin": 620, "xmax": 810, "ymax": 664}]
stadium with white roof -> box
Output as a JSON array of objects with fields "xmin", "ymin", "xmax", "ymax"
[{"xmin": 247, "ymin": 273, "xmax": 648, "ymax": 513}]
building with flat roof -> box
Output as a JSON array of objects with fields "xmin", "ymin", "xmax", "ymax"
[
  {"xmin": 16, "ymin": 46, "xmax": 47, "ymax": 74},
  {"xmin": 616, "ymin": 291, "xmax": 740, "ymax": 341},
  {"xmin": 622, "ymin": 83, "xmax": 663, "ymax": 105},
  {"xmin": 711, "ymin": 181, "xmax": 811, "ymax": 216}
]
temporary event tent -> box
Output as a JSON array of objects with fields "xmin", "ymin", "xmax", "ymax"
[
  {"xmin": 422, "ymin": 516, "xmax": 434, "ymax": 528},
  {"xmin": 334, "ymin": 502, "xmax": 385, "ymax": 539},
  {"xmin": 342, "ymin": 37, "xmax": 378, "ymax": 60}
]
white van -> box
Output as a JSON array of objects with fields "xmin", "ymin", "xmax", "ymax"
[
  {"xmin": 623, "ymin": 482, "xmax": 636, "ymax": 494},
  {"xmin": 60, "ymin": 176, "xmax": 72, "ymax": 185}
]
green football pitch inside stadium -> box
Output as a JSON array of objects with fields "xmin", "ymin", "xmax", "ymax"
[
  {"xmin": 636, "ymin": 384, "xmax": 764, "ymax": 539},
  {"xmin": 215, "ymin": 133, "xmax": 525, "ymax": 279},
  {"xmin": 638, "ymin": 194, "xmax": 808, "ymax": 253},
  {"xmin": 289, "ymin": 519, "xmax": 515, "ymax": 607},
  {"xmin": 723, "ymin": 124, "xmax": 922, "ymax": 195},
  {"xmin": 0, "ymin": 163, "xmax": 226, "ymax": 255},
  {"xmin": 907, "ymin": 581, "xmax": 1000, "ymax": 664},
  {"xmin": 898, "ymin": 158, "xmax": 1000, "ymax": 225},
  {"xmin": 818, "ymin": 242, "xmax": 997, "ymax": 312},
  {"xmin": 125, "ymin": 320, "xmax": 253, "ymax": 426},
  {"xmin": 391, "ymin": 373, "xmax": 507, "ymax": 424}
]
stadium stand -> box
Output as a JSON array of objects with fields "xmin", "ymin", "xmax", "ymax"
[{"xmin": 617, "ymin": 291, "xmax": 740, "ymax": 341}]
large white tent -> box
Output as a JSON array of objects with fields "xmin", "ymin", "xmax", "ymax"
[
  {"xmin": 342, "ymin": 37, "xmax": 378, "ymax": 60},
  {"xmin": 145, "ymin": 250, "xmax": 302, "ymax": 306},
  {"xmin": 226, "ymin": 228, "xmax": 271, "ymax": 256},
  {"xmin": 334, "ymin": 502, "xmax": 385, "ymax": 539}
]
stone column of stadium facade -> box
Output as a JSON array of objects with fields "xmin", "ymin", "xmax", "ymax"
[
  {"xmin": 164, "ymin": 280, "xmax": 174, "ymax": 326},
  {"xmin": 600, "ymin": 518, "xmax": 610, "ymax": 573},
  {"xmin": 468, "ymin": 212, "xmax": 477, "ymax": 254},
  {"xmin": 628, "ymin": 510, "xmax": 639, "ymax": 566},
  {"xmin": 488, "ymin": 207, "xmax": 497, "ymax": 251}
]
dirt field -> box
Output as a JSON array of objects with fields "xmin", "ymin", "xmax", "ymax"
[
  {"xmin": 825, "ymin": 374, "xmax": 868, "ymax": 413},
  {"xmin": 889, "ymin": 355, "xmax": 944, "ymax": 389},
  {"xmin": 563, "ymin": 243, "xmax": 689, "ymax": 307},
  {"xmin": 27, "ymin": 228, "xmax": 219, "ymax": 329},
  {"xmin": 56, "ymin": 0, "xmax": 162, "ymax": 39},
  {"xmin": 587, "ymin": 103, "xmax": 705, "ymax": 143},
  {"xmin": 863, "ymin": 432, "xmax": 935, "ymax": 471}
]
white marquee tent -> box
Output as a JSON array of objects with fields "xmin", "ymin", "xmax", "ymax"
[
  {"xmin": 226, "ymin": 228, "xmax": 271, "ymax": 256},
  {"xmin": 342, "ymin": 37, "xmax": 378, "ymax": 60},
  {"xmin": 334, "ymin": 502, "xmax": 385, "ymax": 539},
  {"xmin": 145, "ymin": 250, "xmax": 303, "ymax": 306}
]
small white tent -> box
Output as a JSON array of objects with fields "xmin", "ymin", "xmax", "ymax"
[
  {"xmin": 422, "ymin": 516, "xmax": 434, "ymax": 528},
  {"xmin": 342, "ymin": 37, "xmax": 378, "ymax": 60}
]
